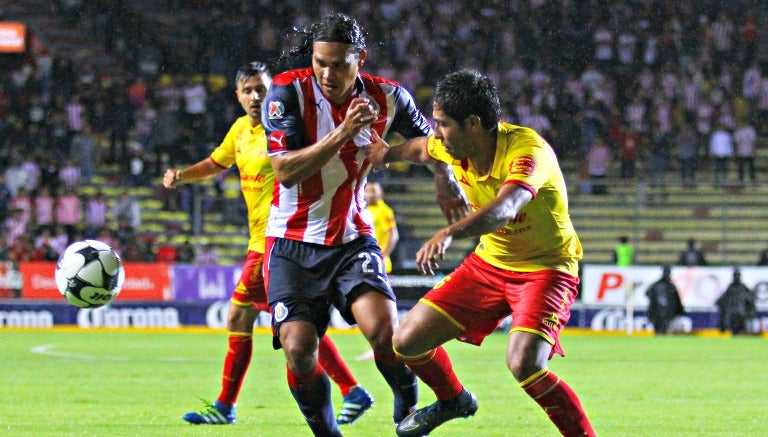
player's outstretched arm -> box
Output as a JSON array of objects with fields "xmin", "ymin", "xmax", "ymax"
[{"xmin": 162, "ymin": 158, "xmax": 222, "ymax": 189}]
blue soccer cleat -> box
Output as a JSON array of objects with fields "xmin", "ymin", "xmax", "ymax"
[
  {"xmin": 336, "ymin": 385, "xmax": 374, "ymax": 425},
  {"xmin": 182, "ymin": 399, "xmax": 236, "ymax": 425}
]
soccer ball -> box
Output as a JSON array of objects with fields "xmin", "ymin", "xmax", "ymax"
[{"xmin": 55, "ymin": 240, "xmax": 125, "ymax": 308}]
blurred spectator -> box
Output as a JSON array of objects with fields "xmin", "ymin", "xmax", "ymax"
[
  {"xmin": 678, "ymin": 238, "xmax": 708, "ymax": 267},
  {"xmin": 120, "ymin": 236, "xmax": 146, "ymax": 262},
  {"xmin": 33, "ymin": 186, "xmax": 56, "ymax": 232},
  {"xmin": 618, "ymin": 125, "xmax": 641, "ymax": 179},
  {"xmin": 33, "ymin": 228, "xmax": 61, "ymax": 261},
  {"xmin": 55, "ymin": 187, "xmax": 83, "ymax": 237},
  {"xmin": 733, "ymin": 119, "xmax": 757, "ymax": 185},
  {"xmin": 0, "ymin": 174, "xmax": 11, "ymax": 222},
  {"xmin": 149, "ymin": 96, "xmax": 183, "ymax": 176},
  {"xmin": 50, "ymin": 225, "xmax": 70, "ymax": 256},
  {"xmin": 155, "ymin": 238, "xmax": 178, "ymax": 262},
  {"xmin": 9, "ymin": 187, "xmax": 32, "ymax": 225},
  {"xmin": 715, "ymin": 268, "xmax": 756, "ymax": 335},
  {"xmin": 676, "ymin": 124, "xmax": 698, "ymax": 187},
  {"xmin": 114, "ymin": 217, "xmax": 137, "ymax": 247},
  {"xmin": 757, "ymin": 245, "xmax": 768, "ymax": 266},
  {"xmin": 176, "ymin": 239, "xmax": 196, "ymax": 263},
  {"xmin": 70, "ymin": 123, "xmax": 100, "ymax": 185},
  {"xmin": 708, "ymin": 124, "xmax": 733, "ymax": 186},
  {"xmin": 111, "ymin": 191, "xmax": 141, "ymax": 230},
  {"xmin": 7, "ymin": 235, "xmax": 35, "ymax": 264},
  {"xmin": 612, "ymin": 236, "xmax": 635, "ymax": 266},
  {"xmin": 4, "ymin": 155, "xmax": 28, "ymax": 196},
  {"xmin": 197, "ymin": 242, "xmax": 218, "ymax": 265},
  {"xmin": 58, "ymin": 157, "xmax": 82, "ymax": 189},
  {"xmin": 20, "ymin": 154, "xmax": 41, "ymax": 194},
  {"xmin": 127, "ymin": 144, "xmax": 151, "ymax": 187},
  {"xmin": 4, "ymin": 208, "xmax": 28, "ymax": 247},
  {"xmin": 645, "ymin": 265, "xmax": 685, "ymax": 335},
  {"xmin": 648, "ymin": 122, "xmax": 672, "ymax": 186},
  {"xmin": 84, "ymin": 190, "xmax": 108, "ymax": 237},
  {"xmin": 586, "ymin": 136, "xmax": 611, "ymax": 195}
]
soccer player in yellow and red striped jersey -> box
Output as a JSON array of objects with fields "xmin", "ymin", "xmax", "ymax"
[
  {"xmin": 163, "ymin": 61, "xmax": 372, "ymax": 426},
  {"xmin": 367, "ymin": 69, "xmax": 595, "ymax": 437}
]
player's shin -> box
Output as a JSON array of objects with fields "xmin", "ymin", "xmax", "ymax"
[
  {"xmin": 395, "ymin": 346, "xmax": 464, "ymax": 400},
  {"xmin": 520, "ymin": 368, "xmax": 595, "ymax": 437},
  {"xmin": 373, "ymin": 352, "xmax": 418, "ymax": 423},
  {"xmin": 218, "ymin": 333, "xmax": 252, "ymax": 405},
  {"xmin": 287, "ymin": 363, "xmax": 340, "ymax": 436}
]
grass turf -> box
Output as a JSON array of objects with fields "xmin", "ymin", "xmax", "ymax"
[{"xmin": 1, "ymin": 328, "xmax": 766, "ymax": 436}]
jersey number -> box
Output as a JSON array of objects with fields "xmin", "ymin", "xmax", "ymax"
[{"xmin": 358, "ymin": 252, "xmax": 384, "ymax": 275}]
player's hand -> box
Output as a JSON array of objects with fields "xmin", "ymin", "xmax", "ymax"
[
  {"xmin": 163, "ymin": 169, "xmax": 180, "ymax": 188},
  {"xmin": 365, "ymin": 130, "xmax": 390, "ymax": 171},
  {"xmin": 415, "ymin": 229, "xmax": 453, "ymax": 275},
  {"xmin": 342, "ymin": 97, "xmax": 378, "ymax": 138},
  {"xmin": 435, "ymin": 169, "xmax": 471, "ymax": 223}
]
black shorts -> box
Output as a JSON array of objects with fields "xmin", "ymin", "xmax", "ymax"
[{"xmin": 265, "ymin": 236, "xmax": 394, "ymax": 345}]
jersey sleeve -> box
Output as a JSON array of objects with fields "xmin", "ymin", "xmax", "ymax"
[
  {"xmin": 388, "ymin": 86, "xmax": 434, "ymax": 139},
  {"xmin": 262, "ymin": 80, "xmax": 306, "ymax": 155},
  {"xmin": 209, "ymin": 118, "xmax": 243, "ymax": 168},
  {"xmin": 502, "ymin": 128, "xmax": 556, "ymax": 195}
]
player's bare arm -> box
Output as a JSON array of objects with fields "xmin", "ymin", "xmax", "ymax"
[
  {"xmin": 415, "ymin": 184, "xmax": 532, "ymax": 275},
  {"xmin": 271, "ymin": 97, "xmax": 377, "ymax": 187},
  {"xmin": 162, "ymin": 159, "xmax": 221, "ymax": 189},
  {"xmin": 366, "ymin": 134, "xmax": 430, "ymax": 169},
  {"xmin": 434, "ymin": 162, "xmax": 471, "ymax": 224}
]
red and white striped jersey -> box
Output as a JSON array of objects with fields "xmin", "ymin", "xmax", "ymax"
[{"xmin": 262, "ymin": 68, "xmax": 432, "ymax": 246}]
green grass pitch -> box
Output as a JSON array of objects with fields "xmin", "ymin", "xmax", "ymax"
[{"xmin": 1, "ymin": 328, "xmax": 766, "ymax": 436}]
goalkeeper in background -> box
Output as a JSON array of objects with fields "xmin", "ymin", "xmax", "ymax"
[{"xmin": 163, "ymin": 61, "xmax": 373, "ymax": 426}]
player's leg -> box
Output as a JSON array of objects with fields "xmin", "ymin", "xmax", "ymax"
[
  {"xmin": 267, "ymin": 238, "xmax": 341, "ymax": 436},
  {"xmin": 280, "ymin": 319, "xmax": 340, "ymax": 436},
  {"xmin": 350, "ymin": 290, "xmax": 419, "ymax": 425},
  {"xmin": 508, "ymin": 270, "xmax": 595, "ymax": 437},
  {"xmin": 392, "ymin": 302, "xmax": 477, "ymax": 437},
  {"xmin": 318, "ymin": 335, "xmax": 374, "ymax": 425},
  {"xmin": 183, "ymin": 251, "xmax": 264, "ymax": 425}
]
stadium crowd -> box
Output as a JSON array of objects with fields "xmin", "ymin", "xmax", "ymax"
[{"xmin": 0, "ymin": 0, "xmax": 765, "ymax": 265}]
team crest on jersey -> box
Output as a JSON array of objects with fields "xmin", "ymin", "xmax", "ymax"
[
  {"xmin": 273, "ymin": 301, "xmax": 289, "ymax": 322},
  {"xmin": 268, "ymin": 101, "xmax": 284, "ymax": 119},
  {"xmin": 510, "ymin": 155, "xmax": 536, "ymax": 176}
]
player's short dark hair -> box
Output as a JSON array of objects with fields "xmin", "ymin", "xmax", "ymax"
[
  {"xmin": 434, "ymin": 69, "xmax": 501, "ymax": 131},
  {"xmin": 235, "ymin": 61, "xmax": 270, "ymax": 86},
  {"xmin": 274, "ymin": 12, "xmax": 366, "ymax": 73}
]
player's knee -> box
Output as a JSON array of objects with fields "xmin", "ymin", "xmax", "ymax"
[
  {"xmin": 392, "ymin": 324, "xmax": 420, "ymax": 357},
  {"xmin": 506, "ymin": 353, "xmax": 545, "ymax": 382},
  {"xmin": 282, "ymin": 339, "xmax": 318, "ymax": 374}
]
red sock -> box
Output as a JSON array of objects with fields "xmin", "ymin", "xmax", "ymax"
[
  {"xmin": 318, "ymin": 335, "xmax": 357, "ymax": 396},
  {"xmin": 521, "ymin": 369, "xmax": 595, "ymax": 437},
  {"xmin": 397, "ymin": 346, "xmax": 463, "ymax": 401},
  {"xmin": 217, "ymin": 334, "xmax": 252, "ymax": 405}
]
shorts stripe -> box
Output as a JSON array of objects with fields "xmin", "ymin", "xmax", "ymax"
[{"xmin": 420, "ymin": 298, "xmax": 466, "ymax": 331}]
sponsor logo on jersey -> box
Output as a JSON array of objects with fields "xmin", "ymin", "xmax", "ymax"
[
  {"xmin": 268, "ymin": 101, "xmax": 284, "ymax": 119},
  {"xmin": 268, "ymin": 132, "xmax": 287, "ymax": 153},
  {"xmin": 510, "ymin": 155, "xmax": 536, "ymax": 176}
]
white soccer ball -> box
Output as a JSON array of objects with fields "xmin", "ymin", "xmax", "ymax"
[{"xmin": 55, "ymin": 240, "xmax": 125, "ymax": 308}]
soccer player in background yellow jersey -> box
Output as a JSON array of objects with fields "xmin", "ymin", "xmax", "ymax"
[
  {"xmin": 163, "ymin": 61, "xmax": 372, "ymax": 426},
  {"xmin": 364, "ymin": 181, "xmax": 399, "ymax": 274},
  {"xmin": 367, "ymin": 69, "xmax": 595, "ymax": 437}
]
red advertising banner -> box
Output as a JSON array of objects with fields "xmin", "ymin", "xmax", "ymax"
[
  {"xmin": 19, "ymin": 262, "xmax": 170, "ymax": 301},
  {"xmin": 0, "ymin": 22, "xmax": 26, "ymax": 53}
]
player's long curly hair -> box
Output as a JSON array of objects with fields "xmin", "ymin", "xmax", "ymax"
[
  {"xmin": 434, "ymin": 70, "xmax": 501, "ymax": 131},
  {"xmin": 273, "ymin": 12, "xmax": 367, "ymax": 74}
]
